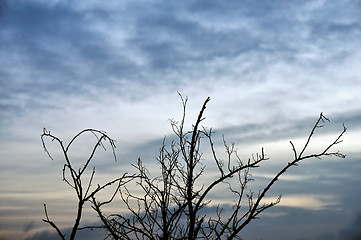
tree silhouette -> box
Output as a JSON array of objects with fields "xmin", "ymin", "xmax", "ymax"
[{"xmin": 41, "ymin": 95, "xmax": 346, "ymax": 240}]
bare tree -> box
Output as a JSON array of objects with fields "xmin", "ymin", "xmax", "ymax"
[{"xmin": 86, "ymin": 95, "xmax": 346, "ymax": 240}]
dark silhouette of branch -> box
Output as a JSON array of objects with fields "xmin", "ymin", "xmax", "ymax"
[
  {"xmin": 42, "ymin": 95, "xmax": 346, "ymax": 240},
  {"xmin": 106, "ymin": 96, "xmax": 346, "ymax": 240},
  {"xmin": 41, "ymin": 129, "xmax": 134, "ymax": 240},
  {"xmin": 225, "ymin": 113, "xmax": 347, "ymax": 240},
  {"xmin": 42, "ymin": 204, "xmax": 66, "ymax": 240}
]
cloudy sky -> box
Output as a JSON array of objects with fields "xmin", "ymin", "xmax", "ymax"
[{"xmin": 1, "ymin": 0, "xmax": 361, "ymax": 239}]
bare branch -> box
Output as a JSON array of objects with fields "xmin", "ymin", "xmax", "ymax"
[
  {"xmin": 42, "ymin": 204, "xmax": 66, "ymax": 240},
  {"xmin": 42, "ymin": 95, "xmax": 346, "ymax": 240}
]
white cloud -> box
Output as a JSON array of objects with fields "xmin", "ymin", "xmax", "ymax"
[{"xmin": 263, "ymin": 194, "xmax": 339, "ymax": 211}]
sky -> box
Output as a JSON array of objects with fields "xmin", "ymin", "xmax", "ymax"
[{"xmin": 0, "ymin": 0, "xmax": 361, "ymax": 239}]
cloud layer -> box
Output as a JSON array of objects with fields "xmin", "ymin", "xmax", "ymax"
[{"xmin": 0, "ymin": 0, "xmax": 360, "ymax": 239}]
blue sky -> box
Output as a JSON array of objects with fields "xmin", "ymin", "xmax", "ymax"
[{"xmin": 0, "ymin": 0, "xmax": 360, "ymax": 239}]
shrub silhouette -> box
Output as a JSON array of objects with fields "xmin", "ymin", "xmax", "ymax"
[{"xmin": 41, "ymin": 95, "xmax": 346, "ymax": 240}]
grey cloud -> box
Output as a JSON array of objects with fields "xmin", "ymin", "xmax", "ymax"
[
  {"xmin": 0, "ymin": 4, "xmax": 86, "ymax": 100},
  {"xmin": 119, "ymin": 109, "xmax": 359, "ymax": 168},
  {"xmin": 0, "ymin": 1, "xmax": 139, "ymax": 127},
  {"xmin": 22, "ymin": 220, "xmax": 36, "ymax": 233},
  {"xmin": 125, "ymin": 1, "xmax": 303, "ymax": 73},
  {"xmin": 24, "ymin": 227, "xmax": 105, "ymax": 240},
  {"xmin": 24, "ymin": 230, "xmax": 55, "ymax": 240},
  {"xmin": 214, "ymin": 110, "xmax": 357, "ymax": 147},
  {"xmin": 300, "ymin": 1, "xmax": 361, "ymax": 47},
  {"xmin": 2, "ymin": 0, "xmax": 360, "ymax": 81},
  {"xmin": 0, "ymin": 2, "xmax": 139, "ymax": 94},
  {"xmin": 1, "ymin": 0, "xmax": 360, "ymax": 115},
  {"xmin": 22, "ymin": 205, "xmax": 359, "ymax": 240},
  {"xmin": 262, "ymin": 158, "xmax": 361, "ymax": 215},
  {"xmin": 312, "ymin": 22, "xmax": 361, "ymax": 37},
  {"xmin": 187, "ymin": 0, "xmax": 293, "ymax": 18},
  {"xmin": 1, "ymin": 2, "xmax": 106, "ymax": 85},
  {"xmin": 339, "ymin": 213, "xmax": 361, "ymax": 240},
  {"xmin": 241, "ymin": 206, "xmax": 349, "ymax": 240},
  {"xmin": 129, "ymin": 3, "xmax": 260, "ymax": 68},
  {"xmin": 125, "ymin": 0, "xmax": 361, "ymax": 82}
]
